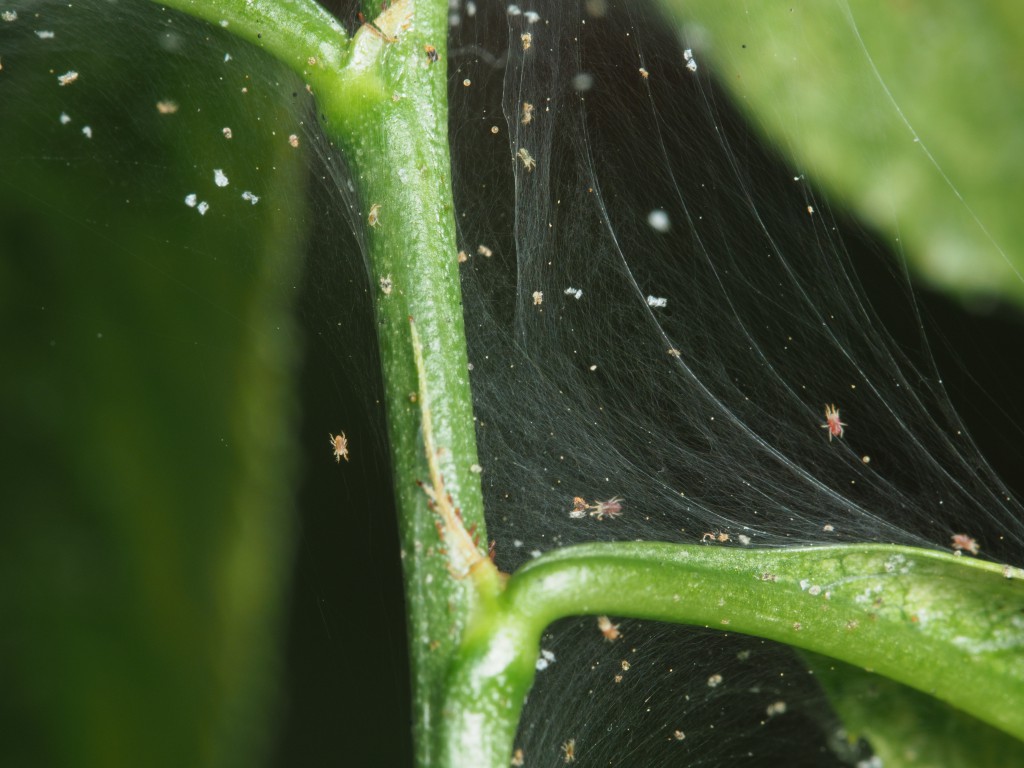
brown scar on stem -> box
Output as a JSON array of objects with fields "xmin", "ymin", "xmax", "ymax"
[{"xmin": 409, "ymin": 316, "xmax": 497, "ymax": 580}]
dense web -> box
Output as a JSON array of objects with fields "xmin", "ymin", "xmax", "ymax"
[
  {"xmin": 445, "ymin": 0, "xmax": 1024, "ymax": 765},
  {"xmin": 2, "ymin": 0, "xmax": 1023, "ymax": 766}
]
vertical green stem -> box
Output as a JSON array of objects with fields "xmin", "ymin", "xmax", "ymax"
[
  {"xmin": 318, "ymin": 3, "xmax": 490, "ymax": 765},
  {"xmin": 154, "ymin": 1, "xmax": 487, "ymax": 763}
]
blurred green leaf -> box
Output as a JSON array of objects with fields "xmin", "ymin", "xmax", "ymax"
[
  {"xmin": 659, "ymin": 0, "xmax": 1024, "ymax": 307},
  {"xmin": 809, "ymin": 653, "xmax": 1024, "ymax": 767},
  {"xmin": 0, "ymin": 7, "xmax": 309, "ymax": 766}
]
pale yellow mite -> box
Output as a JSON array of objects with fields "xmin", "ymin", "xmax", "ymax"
[{"xmin": 329, "ymin": 432, "xmax": 349, "ymax": 463}]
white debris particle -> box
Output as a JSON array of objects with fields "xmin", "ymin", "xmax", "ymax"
[
  {"xmin": 737, "ymin": 534, "xmax": 751, "ymax": 545},
  {"xmin": 214, "ymin": 169, "xmax": 229, "ymax": 187},
  {"xmin": 766, "ymin": 700, "xmax": 787, "ymax": 716},
  {"xmin": 219, "ymin": 19, "xmax": 229, "ymax": 27},
  {"xmin": 532, "ymin": 291, "xmax": 543, "ymax": 306},
  {"xmin": 470, "ymin": 463, "xmax": 483, "ymax": 473},
  {"xmin": 513, "ymin": 539, "xmax": 523, "ymax": 547},
  {"xmin": 683, "ymin": 48, "xmax": 697, "ymax": 72},
  {"xmin": 647, "ymin": 208, "xmax": 671, "ymax": 232},
  {"xmin": 530, "ymin": 549, "xmax": 542, "ymax": 558},
  {"xmin": 807, "ymin": 205, "xmax": 815, "ymax": 215},
  {"xmin": 466, "ymin": 1, "xmax": 477, "ymax": 16},
  {"xmin": 535, "ymin": 649, "xmax": 556, "ymax": 671},
  {"xmin": 564, "ymin": 287, "xmax": 583, "ymax": 300},
  {"xmin": 823, "ymin": 523, "xmax": 835, "ymax": 532},
  {"xmin": 185, "ymin": 193, "xmax": 198, "ymax": 208},
  {"xmin": 477, "ymin": 244, "xmax": 493, "ymax": 257},
  {"xmin": 673, "ymin": 730, "xmax": 685, "ymax": 741},
  {"xmin": 241, "ymin": 190, "xmax": 260, "ymax": 205},
  {"xmin": 197, "ymin": 201, "xmax": 210, "ymax": 216},
  {"xmin": 222, "ymin": 127, "xmax": 233, "ymax": 139},
  {"xmin": 646, "ymin": 295, "xmax": 668, "ymax": 308},
  {"xmin": 524, "ymin": 10, "xmax": 540, "ymax": 23},
  {"xmin": 379, "ymin": 274, "xmax": 393, "ymax": 295},
  {"xmin": 288, "ymin": 133, "xmax": 299, "ymax": 147},
  {"xmin": 59, "ymin": 112, "xmax": 71, "ymax": 125},
  {"xmin": 707, "ymin": 673, "xmax": 723, "ymax": 687},
  {"xmin": 57, "ymin": 70, "xmax": 79, "ymax": 86},
  {"xmin": 808, "ymin": 585, "xmax": 822, "ymax": 596},
  {"xmin": 507, "ymin": 4, "xmax": 522, "ymax": 15},
  {"xmin": 81, "ymin": 126, "xmax": 92, "ymax": 139},
  {"xmin": 2, "ymin": 10, "xmax": 18, "ymax": 21},
  {"xmin": 156, "ymin": 100, "xmax": 179, "ymax": 114},
  {"xmin": 35, "ymin": 30, "xmax": 55, "ymax": 39},
  {"xmin": 224, "ymin": 53, "xmax": 232, "ymax": 62},
  {"xmin": 572, "ymin": 72, "xmax": 594, "ymax": 92}
]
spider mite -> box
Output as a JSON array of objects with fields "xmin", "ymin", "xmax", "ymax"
[
  {"xmin": 821, "ymin": 404, "xmax": 846, "ymax": 441},
  {"xmin": 701, "ymin": 531, "xmax": 729, "ymax": 543},
  {"xmin": 424, "ymin": 44, "xmax": 439, "ymax": 63},
  {"xmin": 368, "ymin": 202, "xmax": 382, "ymax": 228},
  {"xmin": 517, "ymin": 147, "xmax": 536, "ymax": 171},
  {"xmin": 521, "ymin": 102, "xmax": 535, "ymax": 125},
  {"xmin": 561, "ymin": 738, "xmax": 576, "ymax": 763},
  {"xmin": 589, "ymin": 497, "xmax": 622, "ymax": 520},
  {"xmin": 329, "ymin": 432, "xmax": 349, "ymax": 463},
  {"xmin": 597, "ymin": 615, "xmax": 620, "ymax": 641},
  {"xmin": 951, "ymin": 533, "xmax": 979, "ymax": 555}
]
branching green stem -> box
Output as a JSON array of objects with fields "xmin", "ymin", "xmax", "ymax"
[
  {"xmin": 440, "ymin": 543, "xmax": 1024, "ymax": 765},
  {"xmin": 147, "ymin": 3, "xmax": 1024, "ymax": 767},
  {"xmin": 155, "ymin": 0, "xmax": 488, "ymax": 764}
]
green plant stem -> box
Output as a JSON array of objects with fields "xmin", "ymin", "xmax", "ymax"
[
  {"xmin": 440, "ymin": 542, "xmax": 1024, "ymax": 765},
  {"xmin": 154, "ymin": 1, "xmax": 487, "ymax": 764},
  {"xmin": 321, "ymin": 6, "xmax": 491, "ymax": 765}
]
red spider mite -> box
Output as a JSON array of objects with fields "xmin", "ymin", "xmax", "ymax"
[{"xmin": 821, "ymin": 404, "xmax": 846, "ymax": 441}]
